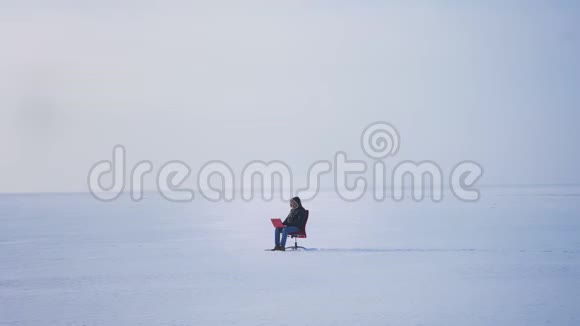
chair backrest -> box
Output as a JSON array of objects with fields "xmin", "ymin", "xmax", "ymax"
[{"xmin": 290, "ymin": 210, "xmax": 309, "ymax": 238}]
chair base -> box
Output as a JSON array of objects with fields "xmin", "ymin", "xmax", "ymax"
[
  {"xmin": 286, "ymin": 237, "xmax": 307, "ymax": 250},
  {"xmin": 285, "ymin": 245, "xmax": 307, "ymax": 250}
]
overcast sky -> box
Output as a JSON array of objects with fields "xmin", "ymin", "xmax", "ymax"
[{"xmin": 0, "ymin": 0, "xmax": 579, "ymax": 192}]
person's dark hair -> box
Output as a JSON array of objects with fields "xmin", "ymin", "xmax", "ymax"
[{"xmin": 291, "ymin": 196, "xmax": 302, "ymax": 207}]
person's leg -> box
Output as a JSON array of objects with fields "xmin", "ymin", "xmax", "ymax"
[
  {"xmin": 274, "ymin": 227, "xmax": 283, "ymax": 247},
  {"xmin": 280, "ymin": 227, "xmax": 300, "ymax": 248}
]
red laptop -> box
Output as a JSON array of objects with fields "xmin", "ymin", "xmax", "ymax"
[{"xmin": 270, "ymin": 218, "xmax": 285, "ymax": 228}]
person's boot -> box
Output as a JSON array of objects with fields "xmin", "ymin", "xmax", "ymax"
[
  {"xmin": 276, "ymin": 246, "xmax": 286, "ymax": 251},
  {"xmin": 270, "ymin": 246, "xmax": 281, "ymax": 251}
]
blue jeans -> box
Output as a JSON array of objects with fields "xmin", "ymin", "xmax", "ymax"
[{"xmin": 275, "ymin": 226, "xmax": 300, "ymax": 247}]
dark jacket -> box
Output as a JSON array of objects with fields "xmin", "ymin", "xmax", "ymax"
[{"xmin": 283, "ymin": 197, "xmax": 307, "ymax": 229}]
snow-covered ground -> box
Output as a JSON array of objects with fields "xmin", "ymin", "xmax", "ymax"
[{"xmin": 1, "ymin": 186, "xmax": 579, "ymax": 325}]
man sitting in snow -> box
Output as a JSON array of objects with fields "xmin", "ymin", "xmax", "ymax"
[{"xmin": 272, "ymin": 197, "xmax": 307, "ymax": 251}]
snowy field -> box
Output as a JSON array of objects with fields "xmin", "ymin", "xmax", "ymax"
[{"xmin": 1, "ymin": 186, "xmax": 579, "ymax": 326}]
